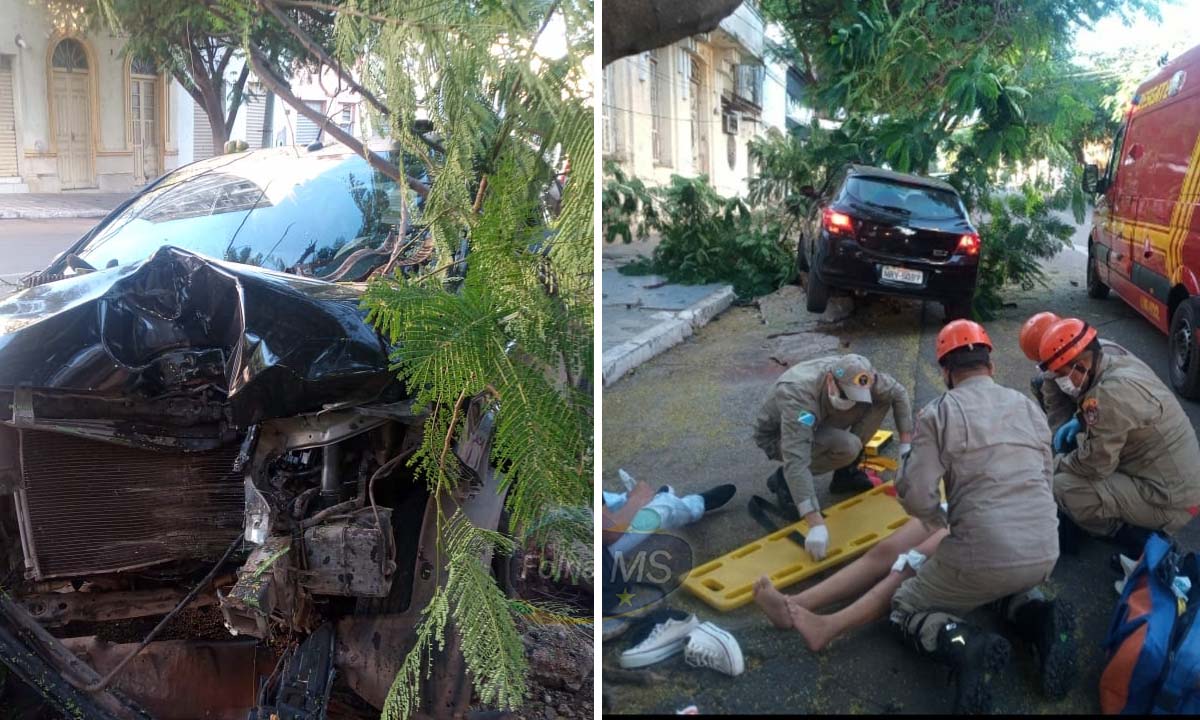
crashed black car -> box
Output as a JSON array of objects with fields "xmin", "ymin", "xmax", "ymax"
[{"xmin": 0, "ymin": 145, "xmax": 510, "ymax": 719}]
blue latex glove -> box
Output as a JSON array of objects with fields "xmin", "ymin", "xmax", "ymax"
[{"xmin": 1053, "ymin": 417, "xmax": 1082, "ymax": 454}]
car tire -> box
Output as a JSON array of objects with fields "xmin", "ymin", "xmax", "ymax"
[
  {"xmin": 1087, "ymin": 242, "xmax": 1110, "ymax": 299},
  {"xmin": 942, "ymin": 299, "xmax": 971, "ymax": 321},
  {"xmin": 1169, "ymin": 298, "xmax": 1200, "ymax": 399},
  {"xmin": 806, "ymin": 269, "xmax": 830, "ymax": 313}
]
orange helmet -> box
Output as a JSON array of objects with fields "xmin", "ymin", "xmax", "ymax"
[
  {"xmin": 1019, "ymin": 312, "xmax": 1061, "ymax": 362},
  {"xmin": 1038, "ymin": 318, "xmax": 1097, "ymax": 372},
  {"xmin": 936, "ymin": 319, "xmax": 993, "ymax": 362}
]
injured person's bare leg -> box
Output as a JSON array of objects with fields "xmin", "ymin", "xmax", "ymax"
[
  {"xmin": 788, "ymin": 566, "xmax": 909, "ymax": 651},
  {"xmin": 776, "ymin": 525, "xmax": 950, "ymax": 651},
  {"xmin": 787, "ymin": 518, "xmax": 937, "ymax": 611},
  {"xmin": 753, "ymin": 576, "xmax": 794, "ymax": 629}
]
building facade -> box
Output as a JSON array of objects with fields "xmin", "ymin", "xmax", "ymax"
[
  {"xmin": 602, "ymin": 2, "xmax": 807, "ymax": 198},
  {"xmin": 0, "ymin": 0, "xmax": 188, "ymax": 193}
]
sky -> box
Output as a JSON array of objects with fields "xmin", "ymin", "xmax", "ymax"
[{"xmin": 1073, "ymin": 0, "xmax": 1200, "ymax": 59}]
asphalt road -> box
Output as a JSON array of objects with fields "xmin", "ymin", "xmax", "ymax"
[
  {"xmin": 0, "ymin": 218, "xmax": 94, "ymax": 298},
  {"xmin": 601, "ymin": 232, "xmax": 1200, "ymax": 714}
]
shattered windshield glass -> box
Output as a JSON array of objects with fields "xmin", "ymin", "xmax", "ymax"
[{"xmin": 76, "ymin": 149, "xmax": 404, "ymax": 278}]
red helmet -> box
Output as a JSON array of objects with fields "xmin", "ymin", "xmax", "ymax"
[
  {"xmin": 1038, "ymin": 318, "xmax": 1097, "ymax": 372},
  {"xmin": 1019, "ymin": 312, "xmax": 1061, "ymax": 362},
  {"xmin": 936, "ymin": 319, "xmax": 993, "ymax": 362}
]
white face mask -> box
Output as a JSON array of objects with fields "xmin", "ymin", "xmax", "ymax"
[{"xmin": 1055, "ymin": 374, "xmax": 1082, "ymax": 398}]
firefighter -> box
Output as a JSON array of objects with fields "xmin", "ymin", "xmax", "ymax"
[
  {"xmin": 1038, "ymin": 317, "xmax": 1200, "ymax": 553},
  {"xmin": 1019, "ymin": 311, "xmax": 1129, "ymax": 432},
  {"xmin": 891, "ymin": 320, "xmax": 1073, "ymax": 713},
  {"xmin": 752, "ymin": 354, "xmax": 912, "ymax": 560}
]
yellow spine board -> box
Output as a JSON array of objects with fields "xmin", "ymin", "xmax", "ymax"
[{"xmin": 682, "ymin": 482, "xmax": 911, "ymax": 612}]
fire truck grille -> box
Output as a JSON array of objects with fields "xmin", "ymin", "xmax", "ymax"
[{"xmin": 17, "ymin": 430, "xmax": 244, "ymax": 580}]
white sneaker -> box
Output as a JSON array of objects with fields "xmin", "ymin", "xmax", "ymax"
[
  {"xmin": 618, "ymin": 613, "xmax": 701, "ymax": 668},
  {"xmin": 684, "ymin": 622, "xmax": 745, "ymax": 676}
]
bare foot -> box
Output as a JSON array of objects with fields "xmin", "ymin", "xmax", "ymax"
[
  {"xmin": 753, "ymin": 576, "xmax": 793, "ymax": 629},
  {"xmin": 788, "ymin": 602, "xmax": 837, "ymax": 652}
]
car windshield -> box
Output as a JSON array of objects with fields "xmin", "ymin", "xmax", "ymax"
[
  {"xmin": 75, "ymin": 148, "xmax": 404, "ymax": 278},
  {"xmin": 843, "ymin": 176, "xmax": 963, "ymax": 221}
]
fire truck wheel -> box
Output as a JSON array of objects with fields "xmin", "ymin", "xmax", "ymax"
[{"xmin": 1169, "ymin": 298, "xmax": 1200, "ymax": 399}]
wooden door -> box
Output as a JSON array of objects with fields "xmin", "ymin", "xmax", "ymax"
[{"xmin": 51, "ymin": 39, "xmax": 93, "ymax": 189}]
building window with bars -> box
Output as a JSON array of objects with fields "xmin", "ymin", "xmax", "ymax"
[{"xmin": 339, "ymin": 103, "xmax": 354, "ymax": 136}]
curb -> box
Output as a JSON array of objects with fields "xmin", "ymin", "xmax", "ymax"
[
  {"xmin": 602, "ymin": 285, "xmax": 735, "ymax": 387},
  {"xmin": 0, "ymin": 208, "xmax": 110, "ymax": 220}
]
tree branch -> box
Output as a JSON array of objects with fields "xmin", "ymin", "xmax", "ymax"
[
  {"xmin": 257, "ymin": 0, "xmax": 392, "ymax": 118},
  {"xmin": 245, "ymin": 44, "xmax": 429, "ymax": 197},
  {"xmin": 225, "ymin": 62, "xmax": 251, "ymax": 137}
]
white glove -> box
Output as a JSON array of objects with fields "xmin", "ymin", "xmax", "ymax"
[
  {"xmin": 805, "ymin": 524, "xmax": 829, "ymax": 561},
  {"xmin": 939, "ymin": 502, "xmax": 948, "ymax": 514},
  {"xmin": 899, "ymin": 442, "xmax": 912, "ymax": 459}
]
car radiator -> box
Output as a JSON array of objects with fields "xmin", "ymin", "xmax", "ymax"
[{"xmin": 14, "ymin": 430, "xmax": 244, "ymax": 580}]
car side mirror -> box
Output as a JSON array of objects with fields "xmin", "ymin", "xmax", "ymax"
[
  {"xmin": 799, "ymin": 185, "xmax": 817, "ymax": 199},
  {"xmin": 1082, "ymin": 164, "xmax": 1099, "ymax": 194}
]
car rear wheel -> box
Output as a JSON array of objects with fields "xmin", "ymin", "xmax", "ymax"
[
  {"xmin": 805, "ymin": 269, "xmax": 830, "ymax": 313},
  {"xmin": 1169, "ymin": 298, "xmax": 1200, "ymax": 399},
  {"xmin": 1087, "ymin": 242, "xmax": 1110, "ymax": 299},
  {"xmin": 942, "ymin": 299, "xmax": 971, "ymax": 321}
]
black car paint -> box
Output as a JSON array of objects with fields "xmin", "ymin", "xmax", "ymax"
[
  {"xmin": 0, "ymin": 246, "xmax": 396, "ymax": 450},
  {"xmin": 802, "ymin": 167, "xmax": 980, "ymax": 305}
]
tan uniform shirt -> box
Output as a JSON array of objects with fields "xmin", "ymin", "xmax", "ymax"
[
  {"xmin": 1056, "ymin": 347, "xmax": 1200, "ymax": 506},
  {"xmin": 898, "ymin": 375, "xmax": 1059, "ymax": 570},
  {"xmin": 753, "ymin": 357, "xmax": 913, "ymax": 514}
]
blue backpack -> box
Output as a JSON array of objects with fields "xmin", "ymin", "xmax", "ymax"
[
  {"xmin": 1100, "ymin": 532, "xmax": 1200, "ymax": 714},
  {"xmin": 1100, "ymin": 533, "xmax": 1180, "ymax": 713},
  {"xmin": 1152, "ymin": 551, "xmax": 1200, "ymax": 714}
]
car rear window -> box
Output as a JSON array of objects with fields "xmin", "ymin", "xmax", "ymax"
[{"xmin": 841, "ymin": 176, "xmax": 964, "ymax": 220}]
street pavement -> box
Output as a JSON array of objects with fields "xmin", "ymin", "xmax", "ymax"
[
  {"xmin": 601, "ymin": 224, "xmax": 1200, "ymax": 714},
  {"xmin": 0, "ymin": 218, "xmax": 97, "ymax": 298}
]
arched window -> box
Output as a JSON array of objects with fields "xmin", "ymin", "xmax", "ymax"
[
  {"xmin": 51, "ymin": 38, "xmax": 88, "ymax": 72},
  {"xmin": 130, "ymin": 55, "xmax": 157, "ymax": 76}
]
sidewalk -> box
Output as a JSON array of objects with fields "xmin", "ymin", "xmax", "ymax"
[
  {"xmin": 602, "ymin": 245, "xmax": 735, "ymax": 387},
  {"xmin": 0, "ymin": 192, "xmax": 131, "ymax": 220}
]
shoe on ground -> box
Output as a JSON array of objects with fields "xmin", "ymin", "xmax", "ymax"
[
  {"xmin": 700, "ymin": 484, "xmax": 737, "ymax": 512},
  {"xmin": 829, "ymin": 465, "xmax": 874, "ymax": 495},
  {"xmin": 936, "ymin": 621, "xmax": 1011, "ymax": 714},
  {"xmin": 684, "ymin": 622, "xmax": 745, "ymax": 677},
  {"xmin": 1018, "ymin": 599, "xmax": 1077, "ymax": 700},
  {"xmin": 618, "ymin": 611, "xmax": 701, "ymax": 669}
]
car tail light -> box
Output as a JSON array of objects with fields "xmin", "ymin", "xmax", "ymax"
[
  {"xmin": 823, "ymin": 207, "xmax": 855, "ymax": 235},
  {"xmin": 957, "ymin": 233, "xmax": 980, "ymax": 255}
]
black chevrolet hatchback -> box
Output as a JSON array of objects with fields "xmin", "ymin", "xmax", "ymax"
[{"xmin": 798, "ymin": 164, "xmax": 981, "ymax": 319}]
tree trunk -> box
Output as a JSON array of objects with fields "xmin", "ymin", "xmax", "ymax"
[
  {"xmin": 602, "ymin": 0, "xmax": 743, "ymax": 66},
  {"xmin": 261, "ymin": 90, "xmax": 275, "ymax": 148}
]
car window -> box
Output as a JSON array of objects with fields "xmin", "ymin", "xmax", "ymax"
[
  {"xmin": 841, "ymin": 176, "xmax": 964, "ymax": 220},
  {"xmin": 1103, "ymin": 124, "xmax": 1126, "ymax": 189},
  {"xmin": 76, "ymin": 151, "xmax": 403, "ymax": 278}
]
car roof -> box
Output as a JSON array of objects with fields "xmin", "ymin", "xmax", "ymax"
[{"xmin": 846, "ymin": 164, "xmax": 959, "ymax": 193}]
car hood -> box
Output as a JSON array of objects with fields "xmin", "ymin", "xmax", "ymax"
[{"xmin": 0, "ymin": 246, "xmax": 395, "ymax": 428}]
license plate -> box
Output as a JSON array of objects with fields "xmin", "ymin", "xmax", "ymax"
[{"xmin": 881, "ymin": 265, "xmax": 923, "ymax": 284}]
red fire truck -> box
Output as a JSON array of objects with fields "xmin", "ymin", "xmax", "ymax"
[{"xmin": 1084, "ymin": 42, "xmax": 1200, "ymax": 398}]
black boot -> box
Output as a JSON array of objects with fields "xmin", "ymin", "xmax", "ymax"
[
  {"xmin": 1011, "ymin": 599, "xmax": 1077, "ymax": 700},
  {"xmin": 931, "ymin": 621, "xmax": 1011, "ymax": 714},
  {"xmin": 1057, "ymin": 509, "xmax": 1084, "ymax": 556},
  {"xmin": 1111, "ymin": 524, "xmax": 1154, "ymax": 558},
  {"xmin": 766, "ymin": 468, "xmax": 795, "ymax": 507},
  {"xmin": 829, "ymin": 464, "xmax": 874, "ymax": 495},
  {"xmin": 699, "ymin": 483, "xmax": 737, "ymax": 512}
]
